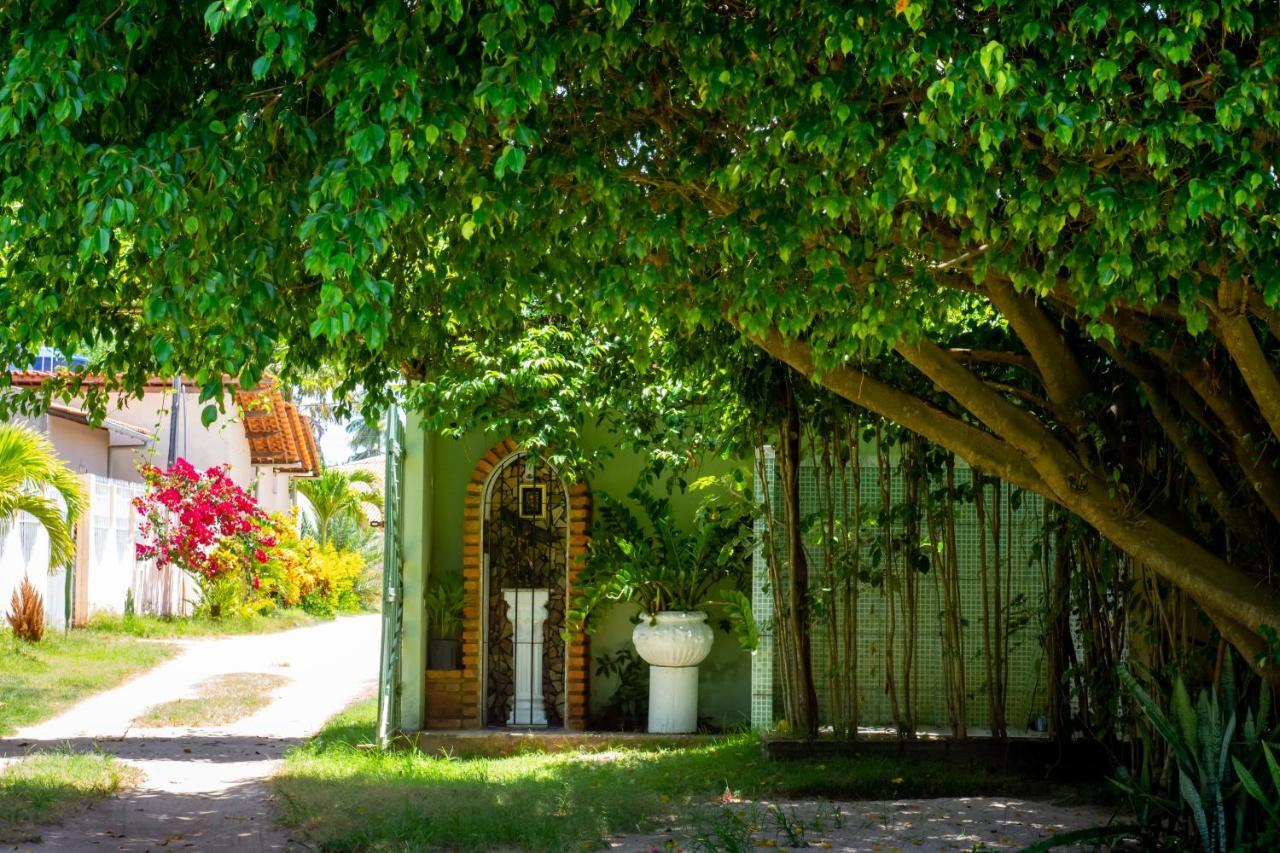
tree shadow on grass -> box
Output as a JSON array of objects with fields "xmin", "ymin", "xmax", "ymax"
[
  {"xmin": 275, "ymin": 726, "xmax": 1111, "ymax": 851},
  {"xmin": 0, "ymin": 734, "xmax": 307, "ymax": 765},
  {"xmin": 0, "ymin": 751, "xmax": 138, "ymax": 845},
  {"xmin": 0, "ymin": 737, "xmax": 308, "ymax": 851},
  {"xmin": 19, "ymin": 772, "xmax": 301, "ymax": 851}
]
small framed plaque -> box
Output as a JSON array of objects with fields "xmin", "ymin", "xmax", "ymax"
[{"xmin": 518, "ymin": 484, "xmax": 546, "ymax": 519}]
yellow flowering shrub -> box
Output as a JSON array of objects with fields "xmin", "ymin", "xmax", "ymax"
[
  {"xmin": 300, "ymin": 544, "xmax": 364, "ymax": 616},
  {"xmin": 195, "ymin": 510, "xmax": 367, "ymax": 618}
]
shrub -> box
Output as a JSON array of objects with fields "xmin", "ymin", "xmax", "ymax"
[
  {"xmin": 299, "ymin": 545, "xmax": 364, "ymax": 617},
  {"xmin": 133, "ymin": 459, "xmax": 277, "ymax": 619},
  {"xmin": 1071, "ymin": 659, "xmax": 1280, "ymax": 853},
  {"xmin": 6, "ymin": 577, "xmax": 44, "ymax": 643},
  {"xmin": 318, "ymin": 514, "xmax": 382, "ymax": 609},
  {"xmin": 252, "ymin": 511, "xmax": 312, "ymax": 610}
]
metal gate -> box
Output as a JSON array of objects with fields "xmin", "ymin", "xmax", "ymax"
[
  {"xmin": 376, "ymin": 405, "xmax": 405, "ymax": 746},
  {"xmin": 482, "ymin": 453, "xmax": 569, "ymax": 727}
]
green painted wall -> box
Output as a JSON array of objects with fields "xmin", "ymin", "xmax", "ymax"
[{"xmin": 405, "ymin": 414, "xmax": 753, "ymax": 729}]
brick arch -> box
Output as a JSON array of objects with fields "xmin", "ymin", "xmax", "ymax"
[{"xmin": 457, "ymin": 439, "xmax": 591, "ymax": 730}]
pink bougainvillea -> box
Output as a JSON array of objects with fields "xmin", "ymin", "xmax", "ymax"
[{"xmin": 133, "ymin": 458, "xmax": 274, "ymax": 582}]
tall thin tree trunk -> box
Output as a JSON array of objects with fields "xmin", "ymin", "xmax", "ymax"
[
  {"xmin": 975, "ymin": 474, "xmax": 1007, "ymax": 738},
  {"xmin": 1047, "ymin": 506, "xmax": 1072, "ymax": 744},
  {"xmin": 877, "ymin": 427, "xmax": 902, "ymax": 731},
  {"xmin": 780, "ymin": 377, "xmax": 819, "ymax": 737}
]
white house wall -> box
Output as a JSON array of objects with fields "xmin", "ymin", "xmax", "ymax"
[
  {"xmin": 255, "ymin": 469, "xmax": 296, "ymax": 515},
  {"xmin": 108, "ymin": 390, "xmax": 255, "ymax": 487},
  {"xmin": 79, "ymin": 474, "xmax": 188, "ymax": 619},
  {"xmin": 45, "ymin": 416, "xmax": 111, "ymax": 478}
]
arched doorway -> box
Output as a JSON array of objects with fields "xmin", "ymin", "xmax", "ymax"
[{"xmin": 481, "ymin": 451, "xmax": 570, "ymax": 727}]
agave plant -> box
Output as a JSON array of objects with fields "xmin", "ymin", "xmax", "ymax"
[
  {"xmin": 1031, "ymin": 661, "xmax": 1279, "ymax": 853},
  {"xmin": 1118, "ymin": 661, "xmax": 1279, "ymax": 853},
  {"xmin": 0, "ymin": 423, "xmax": 85, "ymax": 570}
]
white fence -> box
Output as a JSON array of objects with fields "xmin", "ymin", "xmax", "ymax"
[
  {"xmin": 0, "ymin": 474, "xmax": 190, "ymax": 630},
  {"xmin": 81, "ymin": 475, "xmax": 189, "ymax": 620},
  {"xmin": 0, "ymin": 506, "xmax": 70, "ymax": 630}
]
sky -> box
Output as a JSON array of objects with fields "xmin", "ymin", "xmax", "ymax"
[{"xmin": 318, "ymin": 419, "xmax": 355, "ymax": 466}]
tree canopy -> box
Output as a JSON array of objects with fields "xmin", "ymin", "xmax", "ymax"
[{"xmin": 1, "ymin": 0, "xmax": 1279, "ymax": 662}]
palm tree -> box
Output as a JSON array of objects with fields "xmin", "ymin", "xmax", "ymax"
[
  {"xmin": 344, "ymin": 416, "xmax": 385, "ymax": 460},
  {"xmin": 0, "ymin": 423, "xmax": 86, "ymax": 569},
  {"xmin": 295, "ymin": 467, "xmax": 382, "ymax": 546}
]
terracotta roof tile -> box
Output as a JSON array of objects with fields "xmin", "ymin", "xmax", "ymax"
[
  {"xmin": 234, "ymin": 380, "xmax": 320, "ymax": 475},
  {"xmin": 5, "ymin": 370, "xmax": 197, "ymax": 391}
]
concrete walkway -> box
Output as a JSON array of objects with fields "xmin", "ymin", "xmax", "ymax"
[{"xmin": 1, "ymin": 614, "xmax": 380, "ymax": 851}]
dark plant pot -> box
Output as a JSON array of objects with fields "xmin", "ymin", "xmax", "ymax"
[{"xmin": 428, "ymin": 638, "xmax": 461, "ymax": 670}]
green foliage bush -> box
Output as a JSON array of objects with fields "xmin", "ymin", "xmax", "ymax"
[
  {"xmin": 1097, "ymin": 661, "xmax": 1280, "ymax": 852},
  {"xmin": 568, "ymin": 485, "xmax": 753, "ymax": 632}
]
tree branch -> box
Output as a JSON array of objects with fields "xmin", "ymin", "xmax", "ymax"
[
  {"xmin": 745, "ymin": 326, "xmax": 1048, "ymax": 495},
  {"xmin": 1208, "ymin": 279, "xmax": 1280, "ymax": 446},
  {"xmin": 983, "ymin": 273, "xmax": 1090, "ymax": 419}
]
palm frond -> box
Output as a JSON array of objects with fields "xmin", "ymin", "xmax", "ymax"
[{"xmin": 0, "ymin": 424, "xmax": 85, "ymax": 570}]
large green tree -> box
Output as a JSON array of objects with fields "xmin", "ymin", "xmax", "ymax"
[{"xmin": 1, "ymin": 1, "xmax": 1279, "ymax": 662}]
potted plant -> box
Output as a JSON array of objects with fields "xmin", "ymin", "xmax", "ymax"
[
  {"xmin": 568, "ymin": 487, "xmax": 751, "ymax": 733},
  {"xmin": 425, "ymin": 572, "xmax": 465, "ymax": 670}
]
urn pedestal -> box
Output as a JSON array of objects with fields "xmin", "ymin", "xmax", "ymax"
[{"xmin": 631, "ymin": 611, "xmax": 714, "ymax": 734}]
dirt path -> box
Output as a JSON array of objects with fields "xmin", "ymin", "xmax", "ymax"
[
  {"xmin": 0, "ymin": 614, "xmax": 380, "ymax": 851},
  {"xmin": 609, "ymin": 796, "xmax": 1116, "ymax": 851}
]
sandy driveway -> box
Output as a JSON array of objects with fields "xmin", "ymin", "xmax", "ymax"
[{"xmin": 0, "ymin": 614, "xmax": 380, "ymax": 851}]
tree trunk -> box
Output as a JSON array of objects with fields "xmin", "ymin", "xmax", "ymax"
[
  {"xmin": 779, "ymin": 376, "xmax": 820, "ymax": 738},
  {"xmin": 1047, "ymin": 508, "xmax": 1073, "ymax": 745}
]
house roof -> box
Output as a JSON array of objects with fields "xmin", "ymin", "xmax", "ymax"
[
  {"xmin": 234, "ymin": 381, "xmax": 322, "ymax": 476},
  {"xmin": 7, "ymin": 369, "xmax": 321, "ymax": 477},
  {"xmin": 5, "ymin": 371, "xmax": 199, "ymax": 391}
]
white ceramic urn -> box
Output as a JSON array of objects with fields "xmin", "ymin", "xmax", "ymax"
[{"xmin": 632, "ymin": 611, "xmax": 714, "ymax": 733}]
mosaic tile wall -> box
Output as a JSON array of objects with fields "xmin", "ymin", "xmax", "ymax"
[{"xmin": 751, "ymin": 450, "xmax": 1050, "ymax": 734}]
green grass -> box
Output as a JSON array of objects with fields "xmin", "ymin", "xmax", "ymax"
[
  {"xmin": 0, "ymin": 630, "xmax": 176, "ymax": 735},
  {"xmin": 0, "ymin": 751, "xmax": 140, "ymax": 843},
  {"xmin": 275, "ymin": 701, "xmax": 1049, "ymax": 852},
  {"xmin": 134, "ymin": 672, "xmax": 289, "ymax": 728},
  {"xmin": 85, "ymin": 609, "xmax": 321, "ymax": 638}
]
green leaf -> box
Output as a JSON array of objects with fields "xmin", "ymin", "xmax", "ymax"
[
  {"xmin": 152, "ymin": 338, "xmax": 175, "ymax": 364},
  {"xmin": 351, "ymin": 125, "xmax": 387, "ymax": 164},
  {"xmin": 1232, "ymin": 757, "xmax": 1279, "ymax": 817},
  {"xmin": 200, "ymin": 404, "xmax": 218, "ymax": 428},
  {"xmin": 1180, "ymin": 769, "xmax": 1211, "ymax": 852},
  {"xmin": 606, "ymin": 0, "xmax": 634, "ymax": 26},
  {"xmin": 493, "ymin": 147, "xmax": 527, "ymax": 178}
]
